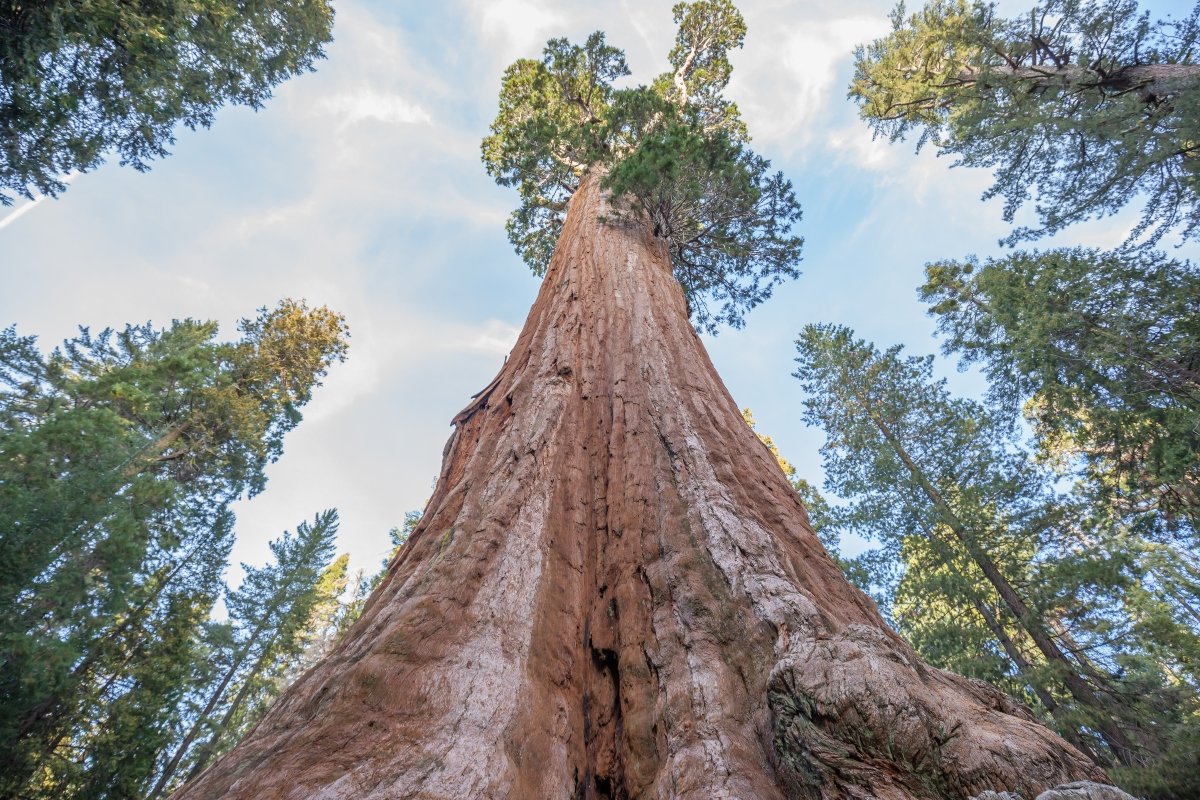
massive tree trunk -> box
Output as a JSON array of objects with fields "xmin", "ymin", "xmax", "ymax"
[{"xmin": 172, "ymin": 175, "xmax": 1106, "ymax": 799}]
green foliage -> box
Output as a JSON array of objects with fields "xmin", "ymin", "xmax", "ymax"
[
  {"xmin": 921, "ymin": 249, "xmax": 1200, "ymax": 536},
  {"xmin": 482, "ymin": 33, "xmax": 629, "ymax": 273},
  {"xmin": 365, "ymin": 511, "xmax": 422, "ymax": 595},
  {"xmin": 852, "ymin": 0, "xmax": 1200, "ymax": 246},
  {"xmin": 74, "ymin": 595, "xmax": 211, "ymax": 800},
  {"xmin": 481, "ymin": 0, "xmax": 803, "ymax": 331},
  {"xmin": 0, "ymin": 0, "xmax": 334, "ymax": 203},
  {"xmin": 657, "ymin": 0, "xmax": 748, "ymax": 137},
  {"xmin": 603, "ymin": 108, "xmax": 803, "ymax": 331},
  {"xmin": 840, "ymin": 0, "xmax": 1200, "ymax": 786},
  {"xmin": 271, "ymin": 551, "xmax": 359, "ymax": 691},
  {"xmin": 1112, "ymin": 722, "xmax": 1200, "ymax": 800},
  {"xmin": 150, "ymin": 511, "xmax": 340, "ymax": 798},
  {"xmin": 911, "ymin": 247, "xmax": 1200, "ymax": 790},
  {"xmin": 793, "ymin": 324, "xmax": 1200, "ymax": 770},
  {"xmin": 0, "ymin": 301, "xmax": 347, "ymax": 798},
  {"xmin": 891, "ymin": 536, "xmax": 1014, "ymax": 683}
]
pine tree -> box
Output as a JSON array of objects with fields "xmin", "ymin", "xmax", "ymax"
[
  {"xmin": 920, "ymin": 248, "xmax": 1200, "ymax": 536},
  {"xmin": 72, "ymin": 593, "xmax": 212, "ymax": 800},
  {"xmin": 914, "ymin": 250, "xmax": 1200, "ymax": 794},
  {"xmin": 149, "ymin": 511, "xmax": 340, "ymax": 799},
  {"xmin": 275, "ymin": 552, "xmax": 353, "ymax": 687},
  {"xmin": 0, "ymin": 300, "xmax": 348, "ymax": 795},
  {"xmin": 0, "ymin": 0, "xmax": 335, "ymax": 203},
  {"xmin": 794, "ymin": 323, "xmax": 1199, "ymax": 778},
  {"xmin": 851, "ymin": 0, "xmax": 1200, "ymax": 246}
]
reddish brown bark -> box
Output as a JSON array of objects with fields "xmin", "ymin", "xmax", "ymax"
[{"xmin": 172, "ymin": 175, "xmax": 1106, "ymax": 799}]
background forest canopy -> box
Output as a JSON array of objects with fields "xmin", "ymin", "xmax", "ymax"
[
  {"xmin": 799, "ymin": 0, "xmax": 1200, "ymax": 791},
  {"xmin": 0, "ymin": 0, "xmax": 1198, "ymax": 798}
]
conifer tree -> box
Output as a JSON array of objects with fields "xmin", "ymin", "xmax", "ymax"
[
  {"xmin": 851, "ymin": 0, "xmax": 1200, "ymax": 246},
  {"xmin": 481, "ymin": 0, "xmax": 803, "ymax": 332},
  {"xmin": 920, "ymin": 248, "xmax": 1200, "ymax": 536},
  {"xmin": 0, "ymin": 0, "xmax": 335, "ymax": 203},
  {"xmin": 172, "ymin": 4, "xmax": 1116, "ymax": 797},
  {"xmin": 793, "ymin": 324, "xmax": 1167, "ymax": 766},
  {"xmin": 149, "ymin": 511, "xmax": 340, "ymax": 799},
  {"xmin": 0, "ymin": 300, "xmax": 348, "ymax": 795},
  {"xmin": 275, "ymin": 553, "xmax": 354, "ymax": 687}
]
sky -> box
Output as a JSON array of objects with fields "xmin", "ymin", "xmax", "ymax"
[{"xmin": 1, "ymin": 0, "xmax": 1196, "ymax": 578}]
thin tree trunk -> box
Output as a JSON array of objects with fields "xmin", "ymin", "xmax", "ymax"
[
  {"xmin": 972, "ymin": 597, "xmax": 1101, "ymax": 763},
  {"xmin": 122, "ymin": 424, "xmax": 189, "ymax": 479},
  {"xmin": 150, "ymin": 621, "xmax": 274, "ymax": 800},
  {"xmin": 21, "ymin": 558, "xmax": 193, "ymax": 739},
  {"xmin": 913, "ymin": 521, "xmax": 1100, "ymax": 762},
  {"xmin": 857, "ymin": 402, "xmax": 1140, "ymax": 766},
  {"xmin": 180, "ymin": 641, "xmax": 279, "ymax": 784},
  {"xmin": 171, "ymin": 174, "xmax": 1106, "ymax": 799},
  {"xmin": 149, "ymin": 661, "xmax": 242, "ymax": 800}
]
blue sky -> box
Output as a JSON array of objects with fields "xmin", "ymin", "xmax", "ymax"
[{"xmin": 1, "ymin": 0, "xmax": 1196, "ymax": 577}]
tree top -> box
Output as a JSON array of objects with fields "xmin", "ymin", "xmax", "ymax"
[{"xmin": 481, "ymin": 0, "xmax": 803, "ymax": 332}]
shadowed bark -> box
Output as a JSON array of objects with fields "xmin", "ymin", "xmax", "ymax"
[{"xmin": 171, "ymin": 175, "xmax": 1106, "ymax": 799}]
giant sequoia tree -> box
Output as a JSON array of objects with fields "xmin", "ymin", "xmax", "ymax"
[{"xmin": 173, "ymin": 4, "xmax": 1117, "ymax": 797}]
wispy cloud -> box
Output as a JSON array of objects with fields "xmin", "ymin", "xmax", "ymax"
[
  {"xmin": 315, "ymin": 88, "xmax": 433, "ymax": 128},
  {"xmin": 825, "ymin": 123, "xmax": 893, "ymax": 170},
  {"xmin": 464, "ymin": 319, "xmax": 521, "ymax": 354},
  {"xmin": 735, "ymin": 14, "xmax": 890, "ymax": 153},
  {"xmin": 471, "ymin": 0, "xmax": 566, "ymax": 56}
]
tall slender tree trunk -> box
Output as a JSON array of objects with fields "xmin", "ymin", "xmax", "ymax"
[
  {"xmin": 912, "ymin": 524, "xmax": 1098, "ymax": 760},
  {"xmin": 970, "ymin": 595, "xmax": 1101, "ymax": 763},
  {"xmin": 855, "ymin": 401, "xmax": 1140, "ymax": 767},
  {"xmin": 181, "ymin": 640, "xmax": 281, "ymax": 785},
  {"xmin": 151, "ymin": 619, "xmax": 277, "ymax": 800},
  {"xmin": 172, "ymin": 175, "xmax": 1106, "ymax": 799}
]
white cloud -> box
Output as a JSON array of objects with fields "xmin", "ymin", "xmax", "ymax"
[
  {"xmin": 473, "ymin": 0, "xmax": 567, "ymax": 56},
  {"xmin": 315, "ymin": 88, "xmax": 433, "ymax": 128},
  {"xmin": 734, "ymin": 14, "xmax": 890, "ymax": 152},
  {"xmin": 232, "ymin": 202, "xmax": 315, "ymax": 237},
  {"xmin": 825, "ymin": 123, "xmax": 894, "ymax": 170},
  {"xmin": 464, "ymin": 319, "xmax": 521, "ymax": 354}
]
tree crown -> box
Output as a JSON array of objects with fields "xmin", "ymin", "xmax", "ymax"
[
  {"xmin": 0, "ymin": 0, "xmax": 334, "ymax": 204},
  {"xmin": 851, "ymin": 0, "xmax": 1200, "ymax": 247},
  {"xmin": 481, "ymin": 0, "xmax": 803, "ymax": 332}
]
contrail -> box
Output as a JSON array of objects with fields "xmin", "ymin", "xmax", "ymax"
[
  {"xmin": 0, "ymin": 173, "xmax": 77, "ymax": 231},
  {"xmin": 0, "ymin": 196, "xmax": 44, "ymax": 231}
]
